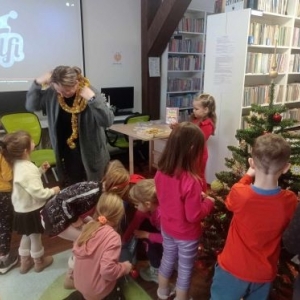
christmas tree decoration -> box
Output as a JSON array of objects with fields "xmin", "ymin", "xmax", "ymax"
[
  {"xmin": 210, "ymin": 180, "xmax": 224, "ymax": 192},
  {"xmin": 201, "ymin": 42, "xmax": 300, "ymax": 299},
  {"xmin": 129, "ymin": 268, "xmax": 139, "ymax": 279},
  {"xmin": 290, "ymin": 164, "xmax": 300, "ymax": 176},
  {"xmin": 272, "ymin": 113, "xmax": 282, "ymax": 123}
]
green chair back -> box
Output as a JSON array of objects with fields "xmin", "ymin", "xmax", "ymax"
[
  {"xmin": 1, "ymin": 112, "xmax": 42, "ymax": 146},
  {"xmin": 106, "ymin": 114, "xmax": 151, "ymax": 149},
  {"xmin": 125, "ymin": 114, "xmax": 151, "ymax": 124},
  {"xmin": 0, "ymin": 112, "xmax": 56, "ymax": 168}
]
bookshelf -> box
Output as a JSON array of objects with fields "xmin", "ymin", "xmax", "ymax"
[
  {"xmin": 203, "ymin": 2, "xmax": 300, "ymax": 183},
  {"xmin": 160, "ymin": 9, "xmax": 211, "ymax": 123}
]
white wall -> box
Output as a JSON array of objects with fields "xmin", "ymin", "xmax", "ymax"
[
  {"xmin": 81, "ymin": 0, "xmax": 142, "ymax": 112},
  {"xmin": 81, "ymin": 0, "xmax": 212, "ymax": 115}
]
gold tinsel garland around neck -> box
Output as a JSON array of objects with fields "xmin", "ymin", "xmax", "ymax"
[{"xmin": 57, "ymin": 77, "xmax": 90, "ymax": 149}]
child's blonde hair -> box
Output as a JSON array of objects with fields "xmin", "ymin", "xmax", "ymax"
[
  {"xmin": 76, "ymin": 192, "xmax": 124, "ymax": 246},
  {"xmin": 0, "ymin": 131, "xmax": 32, "ymax": 165},
  {"xmin": 129, "ymin": 179, "xmax": 157, "ymax": 205},
  {"xmin": 192, "ymin": 93, "xmax": 217, "ymax": 133},
  {"xmin": 102, "ymin": 160, "xmax": 130, "ymax": 199}
]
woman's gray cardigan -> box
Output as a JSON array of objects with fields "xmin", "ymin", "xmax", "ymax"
[{"xmin": 26, "ymin": 81, "xmax": 114, "ymax": 181}]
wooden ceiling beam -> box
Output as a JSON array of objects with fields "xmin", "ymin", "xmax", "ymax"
[
  {"xmin": 147, "ymin": 0, "xmax": 192, "ymax": 56},
  {"xmin": 141, "ymin": 0, "xmax": 191, "ymax": 119}
]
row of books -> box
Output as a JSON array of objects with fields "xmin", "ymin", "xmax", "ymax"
[
  {"xmin": 167, "ymin": 93, "xmax": 195, "ymax": 108},
  {"xmin": 245, "ymin": 53, "xmax": 287, "ymax": 74},
  {"xmin": 168, "ymin": 38, "xmax": 203, "ymax": 53},
  {"xmin": 282, "ymin": 108, "xmax": 300, "ymax": 122},
  {"xmin": 256, "ymin": 0, "xmax": 288, "ymax": 15},
  {"xmin": 176, "ymin": 16, "xmax": 205, "ymax": 33},
  {"xmin": 286, "ymin": 83, "xmax": 300, "ymax": 102},
  {"xmin": 292, "ymin": 27, "xmax": 300, "ymax": 47},
  {"xmin": 179, "ymin": 109, "xmax": 192, "ymax": 122},
  {"xmin": 167, "ymin": 77, "xmax": 201, "ymax": 92},
  {"xmin": 168, "ymin": 55, "xmax": 202, "ymax": 71},
  {"xmin": 289, "ymin": 54, "xmax": 300, "ymax": 72},
  {"xmin": 248, "ymin": 23, "xmax": 291, "ymax": 46},
  {"xmin": 243, "ymin": 84, "xmax": 284, "ymax": 107},
  {"xmin": 243, "ymin": 83, "xmax": 300, "ymax": 107}
]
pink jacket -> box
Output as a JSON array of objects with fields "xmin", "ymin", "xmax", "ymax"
[
  {"xmin": 73, "ymin": 225, "xmax": 128, "ymax": 300},
  {"xmin": 155, "ymin": 170, "xmax": 214, "ymax": 240}
]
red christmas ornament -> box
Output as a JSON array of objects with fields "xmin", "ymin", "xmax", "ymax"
[
  {"xmin": 272, "ymin": 113, "xmax": 282, "ymax": 123},
  {"xmin": 194, "ymin": 260, "xmax": 206, "ymax": 270},
  {"xmin": 130, "ymin": 268, "xmax": 139, "ymax": 279}
]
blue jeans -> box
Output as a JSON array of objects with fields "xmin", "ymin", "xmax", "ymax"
[{"xmin": 210, "ymin": 264, "xmax": 272, "ymax": 300}]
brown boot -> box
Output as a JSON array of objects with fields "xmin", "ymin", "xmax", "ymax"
[
  {"xmin": 20, "ymin": 256, "xmax": 34, "ymax": 274},
  {"xmin": 34, "ymin": 255, "xmax": 53, "ymax": 272}
]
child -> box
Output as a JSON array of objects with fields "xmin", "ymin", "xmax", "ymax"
[
  {"xmin": 210, "ymin": 134, "xmax": 298, "ymax": 300},
  {"xmin": 282, "ymin": 203, "xmax": 300, "ymax": 300},
  {"xmin": 155, "ymin": 122, "xmax": 215, "ymax": 300},
  {"xmin": 40, "ymin": 160, "xmax": 134, "ymax": 240},
  {"xmin": 40, "ymin": 159, "xmax": 140, "ymax": 289},
  {"xmin": 1, "ymin": 131, "xmax": 60, "ymax": 274},
  {"xmin": 191, "ymin": 93, "xmax": 216, "ymax": 191},
  {"xmin": 0, "ymin": 141, "xmax": 18, "ymax": 274},
  {"xmin": 72, "ymin": 192, "xmax": 132, "ymax": 300},
  {"xmin": 122, "ymin": 179, "xmax": 162, "ymax": 284}
]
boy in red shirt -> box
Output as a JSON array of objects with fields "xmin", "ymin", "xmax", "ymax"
[{"xmin": 210, "ymin": 133, "xmax": 298, "ymax": 300}]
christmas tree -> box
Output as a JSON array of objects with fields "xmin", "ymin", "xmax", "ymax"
[{"xmin": 199, "ymin": 53, "xmax": 300, "ymax": 299}]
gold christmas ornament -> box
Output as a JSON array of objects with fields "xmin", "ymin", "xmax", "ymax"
[
  {"xmin": 269, "ymin": 41, "xmax": 278, "ymax": 79},
  {"xmin": 291, "ymin": 165, "xmax": 300, "ymax": 176},
  {"xmin": 58, "ymin": 77, "xmax": 90, "ymax": 149},
  {"xmin": 210, "ymin": 180, "xmax": 224, "ymax": 192}
]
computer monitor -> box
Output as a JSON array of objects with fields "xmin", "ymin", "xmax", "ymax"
[
  {"xmin": 0, "ymin": 91, "xmax": 28, "ymax": 116},
  {"xmin": 101, "ymin": 86, "xmax": 134, "ymax": 115}
]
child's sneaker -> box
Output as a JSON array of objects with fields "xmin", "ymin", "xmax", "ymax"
[
  {"xmin": 140, "ymin": 265, "xmax": 159, "ymax": 283},
  {"xmin": 0, "ymin": 252, "xmax": 18, "ymax": 274},
  {"xmin": 157, "ymin": 285, "xmax": 176, "ymax": 300}
]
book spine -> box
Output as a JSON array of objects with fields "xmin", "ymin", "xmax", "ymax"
[{"xmin": 247, "ymin": 0, "xmax": 258, "ymax": 9}]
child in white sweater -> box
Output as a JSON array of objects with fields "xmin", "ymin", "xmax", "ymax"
[{"xmin": 1, "ymin": 130, "xmax": 60, "ymax": 274}]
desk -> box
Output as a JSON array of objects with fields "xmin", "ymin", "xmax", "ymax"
[{"xmin": 109, "ymin": 123, "xmax": 171, "ymax": 174}]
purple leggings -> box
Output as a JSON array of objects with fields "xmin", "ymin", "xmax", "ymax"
[{"xmin": 159, "ymin": 229, "xmax": 199, "ymax": 290}]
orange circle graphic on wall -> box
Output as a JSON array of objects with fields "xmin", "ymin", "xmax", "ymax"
[{"xmin": 114, "ymin": 52, "xmax": 122, "ymax": 62}]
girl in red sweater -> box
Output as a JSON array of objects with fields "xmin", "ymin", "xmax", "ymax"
[{"xmin": 191, "ymin": 93, "xmax": 217, "ymax": 191}]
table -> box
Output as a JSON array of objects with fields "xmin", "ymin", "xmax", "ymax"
[{"xmin": 109, "ymin": 122, "xmax": 171, "ymax": 174}]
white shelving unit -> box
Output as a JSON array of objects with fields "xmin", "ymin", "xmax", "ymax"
[
  {"xmin": 204, "ymin": 1, "xmax": 300, "ymax": 183},
  {"xmin": 160, "ymin": 8, "xmax": 213, "ymax": 122}
]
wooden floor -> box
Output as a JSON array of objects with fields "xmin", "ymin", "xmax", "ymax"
[{"xmin": 9, "ymin": 152, "xmax": 293, "ymax": 300}]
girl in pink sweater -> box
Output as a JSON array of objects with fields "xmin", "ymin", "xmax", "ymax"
[
  {"xmin": 155, "ymin": 122, "xmax": 215, "ymax": 300},
  {"xmin": 72, "ymin": 192, "xmax": 132, "ymax": 300}
]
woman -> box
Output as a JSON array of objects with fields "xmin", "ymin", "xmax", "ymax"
[{"xmin": 26, "ymin": 65, "xmax": 114, "ymax": 186}]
